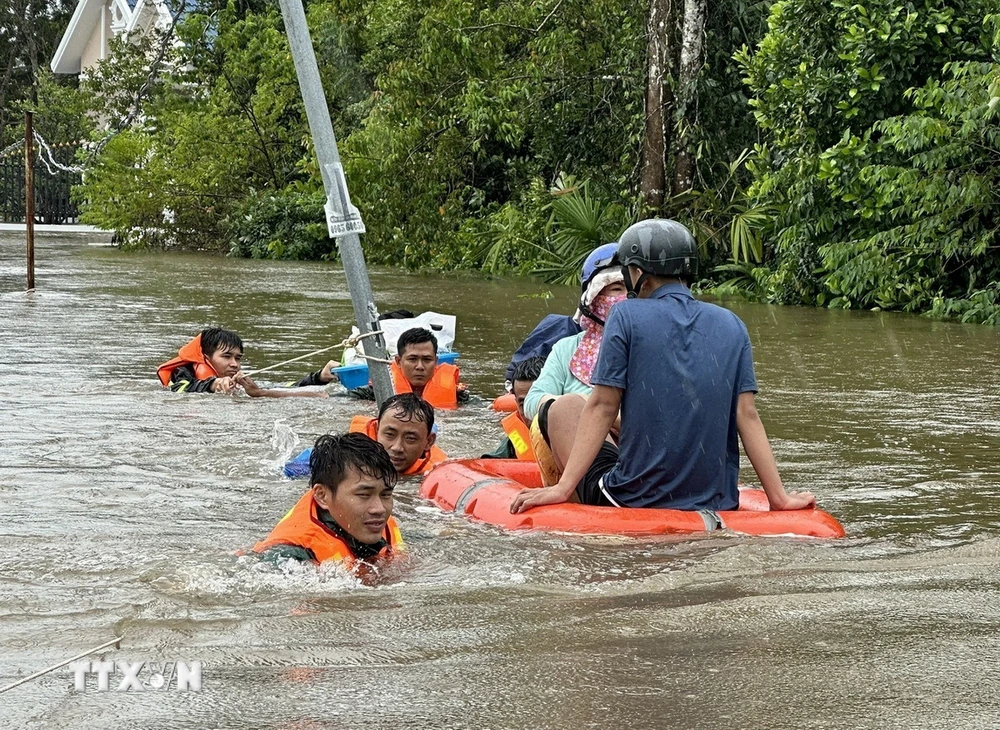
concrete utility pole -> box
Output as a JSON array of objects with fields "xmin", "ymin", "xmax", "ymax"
[{"xmin": 277, "ymin": 0, "xmax": 393, "ymax": 405}]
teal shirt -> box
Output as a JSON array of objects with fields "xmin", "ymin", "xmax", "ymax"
[{"xmin": 523, "ymin": 332, "xmax": 592, "ymax": 422}]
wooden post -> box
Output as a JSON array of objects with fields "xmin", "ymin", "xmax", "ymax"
[{"xmin": 24, "ymin": 111, "xmax": 35, "ymax": 291}]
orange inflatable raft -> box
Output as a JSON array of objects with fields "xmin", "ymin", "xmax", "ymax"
[
  {"xmin": 491, "ymin": 393, "xmax": 517, "ymax": 412},
  {"xmin": 420, "ymin": 459, "xmax": 846, "ymax": 538}
]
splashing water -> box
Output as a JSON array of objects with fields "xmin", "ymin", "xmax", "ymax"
[{"xmin": 262, "ymin": 418, "xmax": 301, "ymax": 476}]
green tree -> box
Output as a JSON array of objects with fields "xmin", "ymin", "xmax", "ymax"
[
  {"xmin": 70, "ymin": 0, "xmax": 771, "ymax": 271},
  {"xmin": 740, "ymin": 0, "xmax": 998, "ymax": 317},
  {"xmin": 0, "ymin": 0, "xmax": 76, "ymax": 146},
  {"xmin": 77, "ymin": 6, "xmax": 316, "ymax": 251},
  {"xmin": 331, "ymin": 0, "xmax": 647, "ymax": 269}
]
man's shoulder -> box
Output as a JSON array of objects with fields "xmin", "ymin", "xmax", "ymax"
[
  {"xmin": 691, "ymin": 299, "xmax": 748, "ymax": 332},
  {"xmin": 171, "ymin": 362, "xmax": 196, "ymax": 377},
  {"xmin": 623, "ymin": 295, "xmax": 748, "ymax": 339}
]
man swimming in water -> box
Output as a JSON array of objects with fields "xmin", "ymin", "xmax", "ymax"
[
  {"xmin": 354, "ymin": 394, "xmax": 447, "ymax": 475},
  {"xmin": 157, "ymin": 327, "xmax": 335, "ymax": 397},
  {"xmin": 482, "ymin": 356, "xmax": 545, "ymax": 460},
  {"xmin": 387, "ymin": 328, "xmax": 468, "ymax": 409},
  {"xmin": 348, "ymin": 327, "xmax": 469, "ymax": 408},
  {"xmin": 254, "ymin": 433, "xmax": 404, "ymax": 570},
  {"xmin": 284, "ymin": 394, "xmax": 448, "ymax": 478}
]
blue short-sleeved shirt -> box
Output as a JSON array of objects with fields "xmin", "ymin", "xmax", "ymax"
[{"xmin": 590, "ymin": 283, "xmax": 758, "ymax": 510}]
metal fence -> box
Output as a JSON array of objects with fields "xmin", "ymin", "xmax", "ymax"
[{"xmin": 0, "ymin": 150, "xmax": 81, "ymax": 224}]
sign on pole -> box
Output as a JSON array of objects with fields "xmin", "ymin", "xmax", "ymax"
[{"xmin": 324, "ymin": 163, "xmax": 366, "ymax": 239}]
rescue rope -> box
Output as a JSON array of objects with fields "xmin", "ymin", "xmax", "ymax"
[
  {"xmin": 356, "ymin": 353, "xmax": 392, "ymax": 365},
  {"xmin": 346, "ymin": 328, "xmax": 393, "ymax": 365},
  {"xmin": 242, "ymin": 330, "xmax": 389, "ymax": 377},
  {"xmin": 0, "ymin": 637, "xmax": 121, "ymax": 695}
]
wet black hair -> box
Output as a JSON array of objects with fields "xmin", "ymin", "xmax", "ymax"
[
  {"xmin": 310, "ymin": 433, "xmax": 398, "ymax": 492},
  {"xmin": 377, "ymin": 393, "xmax": 434, "ymax": 434},
  {"xmin": 512, "ymin": 355, "xmax": 546, "ymax": 384},
  {"xmin": 200, "ymin": 327, "xmax": 244, "ymax": 356},
  {"xmin": 379, "ymin": 309, "xmax": 415, "ymax": 320},
  {"xmin": 397, "ymin": 327, "xmax": 438, "ymax": 356}
]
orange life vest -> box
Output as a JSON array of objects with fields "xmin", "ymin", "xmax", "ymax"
[
  {"xmin": 157, "ymin": 333, "xmax": 219, "ymax": 386},
  {"xmin": 491, "ymin": 393, "xmax": 518, "ymax": 412},
  {"xmin": 501, "ymin": 412, "xmax": 536, "ymax": 461},
  {"xmin": 389, "ymin": 361, "xmax": 460, "ymax": 410},
  {"xmin": 252, "ymin": 490, "xmax": 404, "ymax": 569},
  {"xmin": 348, "ymin": 415, "xmax": 448, "ymax": 475}
]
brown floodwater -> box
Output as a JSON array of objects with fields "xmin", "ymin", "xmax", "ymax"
[{"xmin": 1, "ymin": 232, "xmax": 999, "ymax": 729}]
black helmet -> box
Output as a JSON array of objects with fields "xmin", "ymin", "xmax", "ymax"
[{"xmin": 617, "ymin": 219, "xmax": 698, "ymax": 298}]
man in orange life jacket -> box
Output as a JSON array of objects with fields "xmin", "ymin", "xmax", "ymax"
[
  {"xmin": 284, "ymin": 393, "xmax": 447, "ymax": 478},
  {"xmin": 157, "ymin": 327, "xmax": 335, "ymax": 396},
  {"xmin": 254, "ymin": 432, "xmax": 403, "ymax": 569},
  {"xmin": 481, "ymin": 356, "xmax": 545, "ymax": 460},
  {"xmin": 355, "ymin": 394, "xmax": 447, "ymax": 475},
  {"xmin": 389, "ymin": 328, "xmax": 468, "ymax": 409}
]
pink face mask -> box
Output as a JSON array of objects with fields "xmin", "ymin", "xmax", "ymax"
[{"xmin": 570, "ymin": 292, "xmax": 626, "ymax": 386}]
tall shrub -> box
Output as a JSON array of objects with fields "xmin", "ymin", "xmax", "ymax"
[{"xmin": 740, "ymin": 0, "xmax": 999, "ymax": 315}]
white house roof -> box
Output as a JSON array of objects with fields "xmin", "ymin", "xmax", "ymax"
[
  {"xmin": 126, "ymin": 0, "xmax": 174, "ymax": 33},
  {"xmin": 51, "ymin": 0, "xmax": 173, "ymax": 75}
]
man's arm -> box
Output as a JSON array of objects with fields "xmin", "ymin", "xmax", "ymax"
[
  {"xmin": 287, "ymin": 360, "xmax": 339, "ymax": 387},
  {"xmin": 736, "ymin": 391, "xmax": 815, "ymax": 510},
  {"xmin": 510, "ymin": 384, "xmax": 621, "ymax": 513},
  {"xmin": 236, "ymin": 373, "xmax": 329, "ymax": 399},
  {"xmin": 256, "ymin": 544, "xmax": 317, "ymax": 566},
  {"xmin": 169, "ymin": 364, "xmax": 217, "ymax": 393}
]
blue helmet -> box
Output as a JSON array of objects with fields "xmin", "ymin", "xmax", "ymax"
[{"xmin": 580, "ymin": 243, "xmax": 620, "ymax": 290}]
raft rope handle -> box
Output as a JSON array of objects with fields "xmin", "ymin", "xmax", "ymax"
[
  {"xmin": 242, "ymin": 330, "xmax": 389, "ymax": 377},
  {"xmin": 0, "ymin": 636, "xmax": 121, "ymax": 695}
]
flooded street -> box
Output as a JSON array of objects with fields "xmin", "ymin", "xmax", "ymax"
[{"xmin": 2, "ymin": 232, "xmax": 1000, "ymax": 729}]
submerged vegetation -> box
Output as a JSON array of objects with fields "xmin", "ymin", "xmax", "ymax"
[{"xmin": 8, "ymin": 0, "xmax": 1000, "ymax": 322}]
